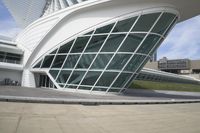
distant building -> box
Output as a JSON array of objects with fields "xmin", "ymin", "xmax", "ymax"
[{"xmin": 145, "ymin": 57, "xmax": 200, "ymax": 79}]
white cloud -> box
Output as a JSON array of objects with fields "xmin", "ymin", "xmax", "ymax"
[{"xmin": 158, "ymin": 15, "xmax": 200, "ymax": 60}]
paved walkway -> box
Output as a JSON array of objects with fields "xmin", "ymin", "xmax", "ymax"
[
  {"xmin": 1, "ymin": 86, "xmax": 200, "ymax": 100},
  {"xmin": 0, "ymin": 102, "xmax": 200, "ymax": 133}
]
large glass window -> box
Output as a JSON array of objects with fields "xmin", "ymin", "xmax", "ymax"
[
  {"xmin": 137, "ymin": 34, "xmax": 160, "ymax": 54},
  {"xmin": 71, "ymin": 37, "xmax": 90, "ymax": 53},
  {"xmin": 90, "ymin": 54, "xmax": 113, "ymax": 69},
  {"xmin": 132, "ymin": 13, "xmax": 160, "ymax": 32},
  {"xmin": 63, "ymin": 54, "xmax": 80, "ymax": 69},
  {"xmin": 96, "ymin": 72, "xmax": 118, "ymax": 87},
  {"xmin": 52, "ymin": 55, "xmax": 66, "ymax": 68},
  {"xmin": 119, "ymin": 33, "xmax": 146, "ymax": 52},
  {"xmin": 58, "ymin": 40, "xmax": 74, "ymax": 53},
  {"xmin": 85, "ymin": 35, "xmax": 107, "ymax": 52},
  {"xmin": 152, "ymin": 13, "xmax": 176, "ymax": 35},
  {"xmin": 107, "ymin": 54, "xmax": 131, "ymax": 70},
  {"xmin": 81, "ymin": 71, "xmax": 101, "ymax": 86},
  {"xmin": 76, "ymin": 54, "xmax": 95, "ymax": 69},
  {"xmin": 125, "ymin": 54, "xmax": 146, "ymax": 72},
  {"xmin": 101, "ymin": 34, "xmax": 126, "ymax": 52},
  {"xmin": 113, "ymin": 17, "xmax": 137, "ymax": 32},
  {"xmin": 41, "ymin": 55, "xmax": 54, "ymax": 68}
]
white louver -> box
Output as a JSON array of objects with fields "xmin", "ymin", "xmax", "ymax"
[{"xmin": 2, "ymin": 0, "xmax": 88, "ymax": 28}]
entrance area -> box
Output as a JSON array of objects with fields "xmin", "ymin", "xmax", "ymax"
[{"xmin": 35, "ymin": 73, "xmax": 56, "ymax": 89}]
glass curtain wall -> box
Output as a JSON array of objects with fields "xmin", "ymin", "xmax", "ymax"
[{"xmin": 33, "ymin": 11, "xmax": 178, "ymax": 93}]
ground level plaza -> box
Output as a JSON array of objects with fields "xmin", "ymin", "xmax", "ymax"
[{"xmin": 0, "ymin": 102, "xmax": 200, "ymax": 133}]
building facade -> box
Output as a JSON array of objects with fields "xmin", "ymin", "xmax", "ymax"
[{"xmin": 1, "ymin": 0, "xmax": 200, "ymax": 94}]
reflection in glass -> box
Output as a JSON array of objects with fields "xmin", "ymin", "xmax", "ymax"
[
  {"xmin": 63, "ymin": 54, "xmax": 80, "ymax": 68},
  {"xmin": 125, "ymin": 55, "xmax": 146, "ymax": 72},
  {"xmin": 71, "ymin": 37, "xmax": 90, "ymax": 53},
  {"xmin": 113, "ymin": 17, "xmax": 137, "ymax": 32},
  {"xmin": 41, "ymin": 55, "xmax": 54, "ymax": 68},
  {"xmin": 119, "ymin": 33, "xmax": 146, "ymax": 52},
  {"xmin": 91, "ymin": 54, "xmax": 113, "ymax": 69},
  {"xmin": 67, "ymin": 71, "xmax": 85, "ymax": 85},
  {"xmin": 81, "ymin": 71, "xmax": 101, "ymax": 85},
  {"xmin": 101, "ymin": 34, "xmax": 126, "ymax": 52},
  {"xmin": 95, "ymin": 23, "xmax": 115, "ymax": 34},
  {"xmin": 58, "ymin": 40, "xmax": 73, "ymax": 53},
  {"xmin": 76, "ymin": 54, "xmax": 95, "ymax": 69},
  {"xmin": 132, "ymin": 13, "xmax": 160, "ymax": 32},
  {"xmin": 85, "ymin": 35, "xmax": 107, "ymax": 52},
  {"xmin": 137, "ymin": 34, "xmax": 160, "ymax": 54},
  {"xmin": 56, "ymin": 70, "xmax": 71, "ymax": 84},
  {"xmin": 49, "ymin": 70, "xmax": 59, "ymax": 79},
  {"xmin": 96, "ymin": 72, "xmax": 118, "ymax": 86},
  {"xmin": 52, "ymin": 55, "xmax": 66, "ymax": 68},
  {"xmin": 107, "ymin": 54, "xmax": 131, "ymax": 70},
  {"xmin": 152, "ymin": 13, "xmax": 176, "ymax": 35},
  {"xmin": 112, "ymin": 73, "xmax": 132, "ymax": 87}
]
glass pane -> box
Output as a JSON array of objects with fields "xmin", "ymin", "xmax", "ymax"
[
  {"xmin": 125, "ymin": 55, "xmax": 146, "ymax": 72},
  {"xmin": 93, "ymin": 87, "xmax": 107, "ymax": 92},
  {"xmin": 56, "ymin": 70, "xmax": 71, "ymax": 83},
  {"xmin": 135, "ymin": 57, "xmax": 150, "ymax": 73},
  {"xmin": 152, "ymin": 13, "xmax": 176, "ymax": 35},
  {"xmin": 85, "ymin": 35, "xmax": 107, "ymax": 52},
  {"xmin": 96, "ymin": 72, "xmax": 118, "ymax": 87},
  {"xmin": 71, "ymin": 37, "xmax": 90, "ymax": 53},
  {"xmin": 49, "ymin": 70, "xmax": 59, "ymax": 79},
  {"xmin": 163, "ymin": 17, "xmax": 178, "ymax": 37},
  {"xmin": 101, "ymin": 34, "xmax": 126, "ymax": 52},
  {"xmin": 66, "ymin": 85, "xmax": 77, "ymax": 89},
  {"xmin": 108, "ymin": 89, "xmax": 120, "ymax": 93},
  {"xmin": 76, "ymin": 54, "xmax": 95, "ymax": 69},
  {"xmin": 67, "ymin": 71, "xmax": 86, "ymax": 85},
  {"xmin": 132, "ymin": 13, "xmax": 160, "ymax": 32},
  {"xmin": 81, "ymin": 71, "xmax": 101, "ymax": 85},
  {"xmin": 112, "ymin": 73, "xmax": 132, "ymax": 87},
  {"xmin": 113, "ymin": 17, "xmax": 137, "ymax": 32},
  {"xmin": 84, "ymin": 31, "xmax": 93, "ymax": 35},
  {"xmin": 41, "ymin": 55, "xmax": 54, "ymax": 68},
  {"xmin": 78, "ymin": 86, "xmax": 91, "ymax": 90},
  {"xmin": 119, "ymin": 33, "xmax": 146, "ymax": 52},
  {"xmin": 58, "ymin": 84, "xmax": 65, "ymax": 88},
  {"xmin": 125, "ymin": 74, "xmax": 138, "ymax": 88},
  {"xmin": 137, "ymin": 34, "xmax": 160, "ymax": 54},
  {"xmin": 58, "ymin": 40, "xmax": 74, "ymax": 53},
  {"xmin": 63, "ymin": 54, "xmax": 80, "ymax": 69},
  {"xmin": 90, "ymin": 54, "xmax": 113, "ymax": 69},
  {"xmin": 107, "ymin": 54, "xmax": 131, "ymax": 70},
  {"xmin": 52, "ymin": 55, "xmax": 66, "ymax": 68},
  {"xmin": 34, "ymin": 60, "xmax": 42, "ymax": 68},
  {"xmin": 149, "ymin": 38, "xmax": 164, "ymax": 56},
  {"xmin": 50, "ymin": 48, "xmax": 58, "ymax": 54},
  {"xmin": 95, "ymin": 23, "xmax": 114, "ymax": 34}
]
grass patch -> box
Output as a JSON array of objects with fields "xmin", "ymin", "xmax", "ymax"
[{"xmin": 130, "ymin": 80, "xmax": 200, "ymax": 92}]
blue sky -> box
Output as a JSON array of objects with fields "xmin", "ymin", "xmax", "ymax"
[{"xmin": 0, "ymin": 1, "xmax": 200, "ymax": 60}]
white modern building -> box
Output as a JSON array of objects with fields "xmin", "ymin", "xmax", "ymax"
[{"xmin": 1, "ymin": 0, "xmax": 200, "ymax": 94}]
